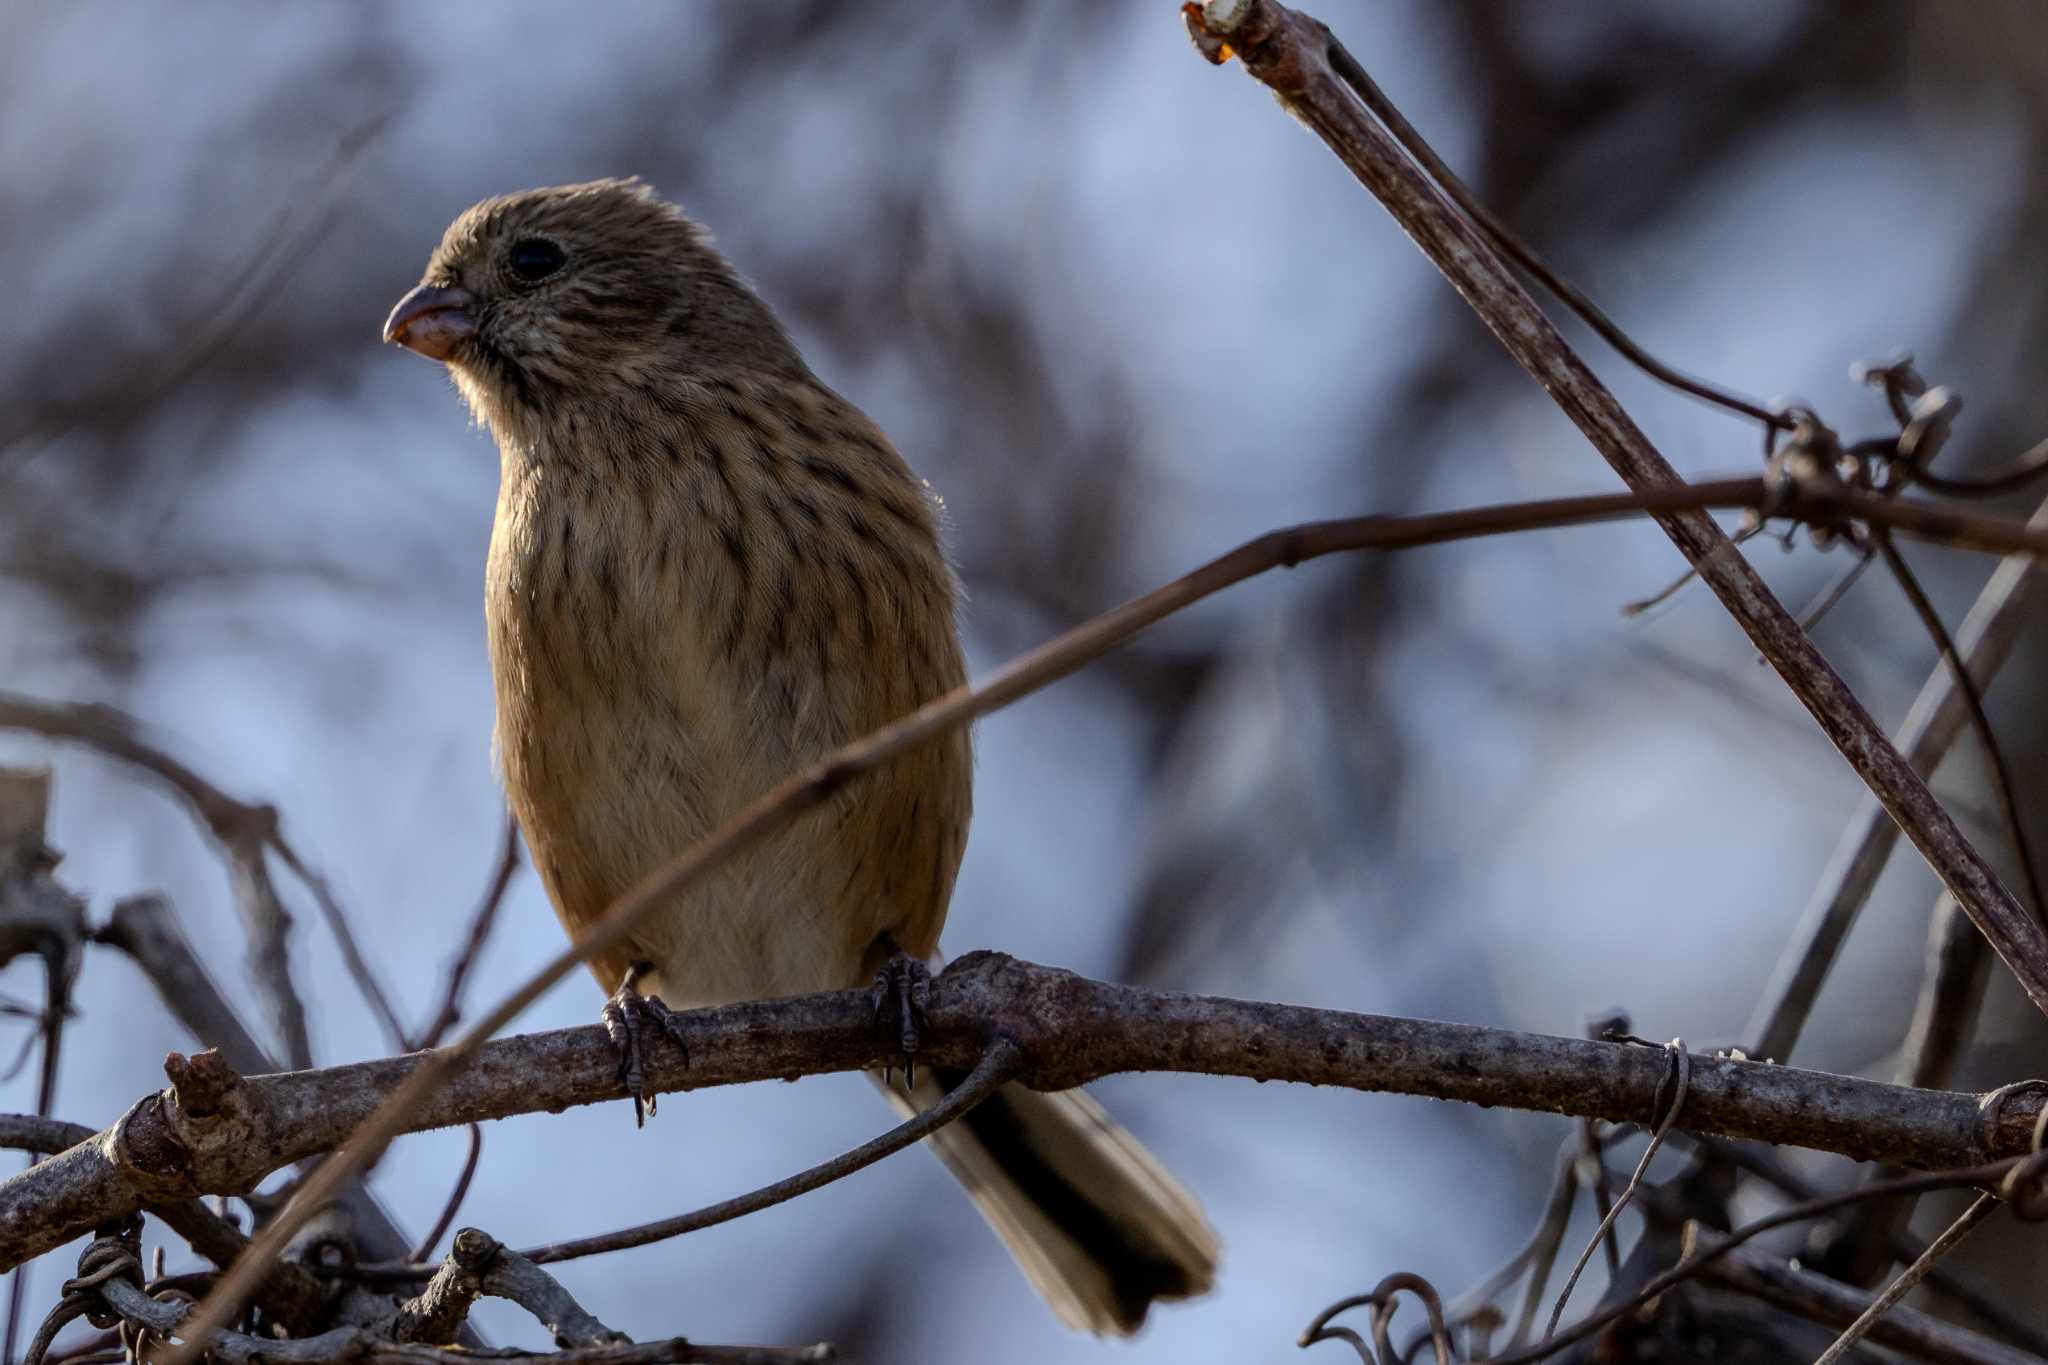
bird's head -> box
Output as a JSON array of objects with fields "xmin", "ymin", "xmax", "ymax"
[{"xmin": 384, "ymin": 179, "xmax": 800, "ymax": 441}]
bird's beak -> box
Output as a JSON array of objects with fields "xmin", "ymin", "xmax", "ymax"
[{"xmin": 384, "ymin": 284, "xmax": 477, "ymax": 362}]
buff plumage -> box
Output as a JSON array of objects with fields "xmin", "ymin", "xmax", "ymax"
[{"xmin": 388, "ymin": 179, "xmax": 1215, "ymax": 1334}]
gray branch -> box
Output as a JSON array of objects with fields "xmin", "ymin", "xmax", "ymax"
[
  {"xmin": 1749, "ymin": 492, "xmax": 2048, "ymax": 1062},
  {"xmin": 94, "ymin": 893, "xmax": 416, "ymax": 1269},
  {"xmin": 0, "ymin": 951, "xmax": 2039, "ymax": 1273},
  {"xmin": 0, "ymin": 691, "xmax": 410, "ymax": 1061},
  {"xmin": 99, "ymin": 1277, "xmax": 828, "ymax": 1365},
  {"xmin": 1184, "ymin": 0, "xmax": 2048, "ymax": 1021},
  {"xmin": 1700, "ymin": 1239, "xmax": 2040, "ymax": 1365},
  {"xmin": 395, "ymin": 1230, "xmax": 624, "ymax": 1347}
]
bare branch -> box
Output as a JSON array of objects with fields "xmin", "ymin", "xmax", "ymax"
[
  {"xmin": 395, "ymin": 1229, "xmax": 624, "ymax": 1347},
  {"xmin": 265, "ymin": 836, "xmax": 410, "ymax": 1054},
  {"xmin": 2, "ymin": 953, "xmax": 2041, "ymax": 1277},
  {"xmin": 151, "ymin": 471, "xmax": 2048, "ymax": 1358},
  {"xmin": 1479, "ymin": 1161, "xmax": 2029, "ymax": 1365},
  {"xmin": 100, "ymin": 1276, "xmax": 830, "ymax": 1365},
  {"xmin": 1812, "ymin": 1193, "xmax": 1999, "ymax": 1365},
  {"xmin": 93, "ymin": 893, "xmax": 416, "ymax": 1268},
  {"xmin": 518, "ymin": 1040, "xmax": 1019, "ymax": 1265},
  {"xmin": 0, "ymin": 1113, "xmax": 330, "ymax": 1333},
  {"xmin": 0, "ymin": 695, "xmax": 312, "ymax": 1066},
  {"xmin": 0, "ymin": 768, "xmax": 90, "ymax": 1365},
  {"xmin": 1701, "ymin": 1239, "xmax": 2044, "ymax": 1365},
  {"xmin": 1873, "ymin": 528, "xmax": 2046, "ymax": 924},
  {"xmin": 1183, "ymin": 0, "xmax": 2048, "ymax": 1029},
  {"xmin": 1749, "ymin": 492, "xmax": 2048, "ymax": 1062},
  {"xmin": 0, "ymin": 692, "xmax": 413, "ymax": 1058},
  {"xmin": 415, "ymin": 811, "xmax": 521, "ymax": 1050},
  {"xmin": 407, "ymin": 1124, "xmax": 482, "ymax": 1264}
]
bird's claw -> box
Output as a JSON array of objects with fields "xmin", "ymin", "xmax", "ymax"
[
  {"xmin": 871, "ymin": 949, "xmax": 931, "ymax": 1087},
  {"xmin": 602, "ymin": 971, "xmax": 690, "ymax": 1127}
]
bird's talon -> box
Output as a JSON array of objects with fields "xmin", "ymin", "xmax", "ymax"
[
  {"xmin": 602, "ymin": 969, "xmax": 689, "ymax": 1126},
  {"xmin": 871, "ymin": 947, "xmax": 930, "ymax": 1085}
]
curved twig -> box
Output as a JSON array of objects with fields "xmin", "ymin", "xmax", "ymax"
[
  {"xmin": 1541, "ymin": 1042, "xmax": 1690, "ymax": 1340},
  {"xmin": 522, "ymin": 1042, "xmax": 1018, "ymax": 1264}
]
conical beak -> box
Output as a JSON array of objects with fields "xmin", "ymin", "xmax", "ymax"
[{"xmin": 384, "ymin": 284, "xmax": 477, "ymax": 362}]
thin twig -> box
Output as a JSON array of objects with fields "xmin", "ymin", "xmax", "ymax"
[
  {"xmin": 0, "ymin": 693, "xmax": 412, "ymax": 1056},
  {"xmin": 1302, "ymin": 1274, "xmax": 1453, "ymax": 1365},
  {"xmin": 521, "ymin": 1041, "xmax": 1019, "ymax": 1264},
  {"xmin": 1828, "ymin": 890, "xmax": 2001, "ymax": 1286},
  {"xmin": 148, "ymin": 472, "xmax": 2048, "ymax": 1361},
  {"xmin": 1900, "ymin": 895, "xmax": 1997, "ymax": 1096},
  {"xmin": 1542, "ymin": 1043, "xmax": 1690, "ymax": 1340},
  {"xmin": 1185, "ymin": 0, "xmax": 2048, "ymax": 1050},
  {"xmin": 0, "ymin": 117, "xmax": 389, "ymax": 470},
  {"xmin": 1700, "ymin": 1238, "xmax": 2042, "ymax": 1365},
  {"xmin": 1914, "ymin": 434, "xmax": 2048, "ymax": 498},
  {"xmin": 1580, "ymin": 1121, "xmax": 1620, "ymax": 1282},
  {"xmin": 1790, "ymin": 548, "xmax": 1875, "ymax": 637},
  {"xmin": 0, "ymin": 771, "xmax": 83, "ymax": 1365},
  {"xmin": 0, "ymin": 695, "xmax": 311, "ymax": 1067},
  {"xmin": 415, "ymin": 812, "xmax": 521, "ymax": 1050},
  {"xmin": 1450, "ymin": 1137, "xmax": 1600, "ymax": 1347},
  {"xmin": 1305, "ymin": 21, "xmax": 1786, "ymax": 432},
  {"xmin": 408, "ymin": 1125, "xmax": 483, "ymax": 1264},
  {"xmin": 1502, "ymin": 1146, "xmax": 1582, "ymax": 1350},
  {"xmin": 3, "ymin": 957, "xmax": 73, "ymax": 1365},
  {"xmin": 1874, "ymin": 529, "xmax": 2046, "ymax": 923},
  {"xmin": 266, "ymin": 838, "xmax": 410, "ymax": 1053},
  {"xmin": 1478, "ymin": 1160, "xmax": 2021, "ymax": 1365},
  {"xmin": 1747, "ymin": 490, "xmax": 2048, "ymax": 1062},
  {"xmin": 1693, "ymin": 1135, "xmax": 2048, "ymax": 1359},
  {"xmin": 1811, "ymin": 1193, "xmax": 1999, "ymax": 1365}
]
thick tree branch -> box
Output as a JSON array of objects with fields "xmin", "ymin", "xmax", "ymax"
[
  {"xmin": 1, "ymin": 953, "xmax": 2040, "ymax": 1274},
  {"xmin": 93, "ymin": 893, "xmax": 416, "ymax": 1268},
  {"xmin": 0, "ymin": 1115, "xmax": 330, "ymax": 1332},
  {"xmin": 1183, "ymin": 0, "xmax": 2048, "ymax": 1021}
]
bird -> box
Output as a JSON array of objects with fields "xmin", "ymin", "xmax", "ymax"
[{"xmin": 384, "ymin": 178, "xmax": 1218, "ymax": 1336}]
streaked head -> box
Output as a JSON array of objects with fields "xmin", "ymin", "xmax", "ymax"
[{"xmin": 385, "ymin": 179, "xmax": 801, "ymax": 437}]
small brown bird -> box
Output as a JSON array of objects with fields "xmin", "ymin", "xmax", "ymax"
[{"xmin": 385, "ymin": 179, "xmax": 1217, "ymax": 1335}]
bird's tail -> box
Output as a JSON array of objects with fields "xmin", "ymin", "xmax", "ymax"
[{"xmin": 877, "ymin": 1068, "xmax": 1219, "ymax": 1336}]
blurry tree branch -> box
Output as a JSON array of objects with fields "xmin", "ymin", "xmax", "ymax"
[
  {"xmin": 0, "ymin": 692, "xmax": 409, "ymax": 1057},
  {"xmin": 1699, "ymin": 1239, "xmax": 2040, "ymax": 1365},
  {"xmin": 1, "ymin": 950, "xmax": 2041, "ymax": 1275},
  {"xmin": 32, "ymin": 1219, "xmax": 831, "ymax": 1365},
  {"xmin": 414, "ymin": 812, "xmax": 522, "ymax": 1051},
  {"xmin": 1183, "ymin": 0, "xmax": 2048, "ymax": 1023},
  {"xmin": 0, "ymin": 1111, "xmax": 330, "ymax": 1334},
  {"xmin": 1749, "ymin": 492, "xmax": 2048, "ymax": 1063},
  {"xmin": 92, "ymin": 892, "xmax": 415, "ymax": 1268}
]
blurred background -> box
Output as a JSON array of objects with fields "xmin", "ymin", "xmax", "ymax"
[{"xmin": 5, "ymin": 2, "xmax": 2048, "ymax": 1360}]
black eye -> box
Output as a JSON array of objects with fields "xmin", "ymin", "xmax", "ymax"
[{"xmin": 508, "ymin": 238, "xmax": 565, "ymax": 282}]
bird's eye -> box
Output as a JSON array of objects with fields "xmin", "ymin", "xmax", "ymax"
[{"xmin": 507, "ymin": 238, "xmax": 566, "ymax": 283}]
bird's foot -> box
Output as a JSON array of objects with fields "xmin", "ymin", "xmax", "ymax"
[
  {"xmin": 601, "ymin": 962, "xmax": 689, "ymax": 1127},
  {"xmin": 870, "ymin": 942, "xmax": 931, "ymax": 1087}
]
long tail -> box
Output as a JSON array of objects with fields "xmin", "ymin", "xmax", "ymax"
[{"xmin": 877, "ymin": 1068, "xmax": 1219, "ymax": 1335}]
